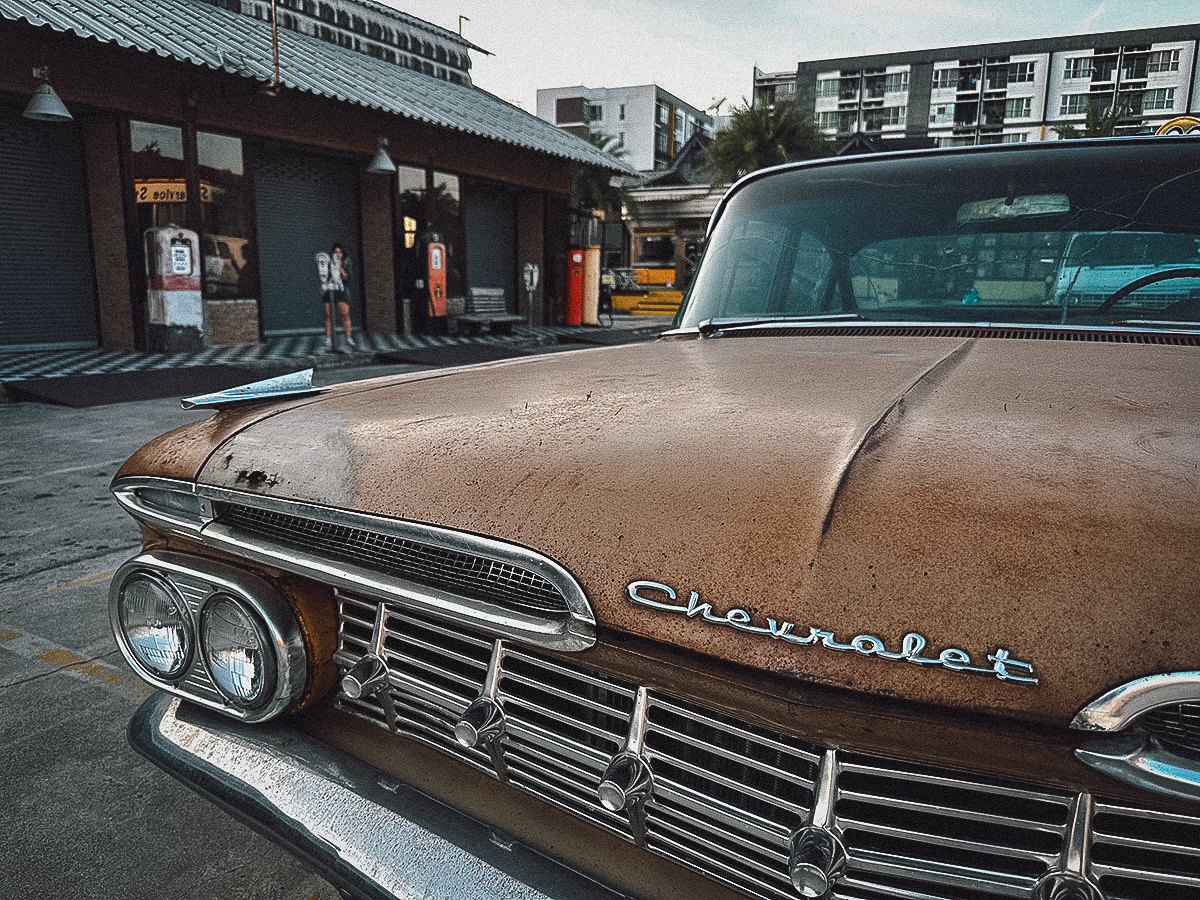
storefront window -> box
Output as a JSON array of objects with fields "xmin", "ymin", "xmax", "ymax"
[
  {"xmin": 397, "ymin": 165, "xmax": 424, "ymax": 250},
  {"xmin": 431, "ymin": 171, "xmax": 464, "ymax": 298},
  {"xmin": 130, "ymin": 121, "xmax": 186, "ymax": 236},
  {"xmin": 197, "ymin": 131, "xmax": 248, "ymax": 298}
]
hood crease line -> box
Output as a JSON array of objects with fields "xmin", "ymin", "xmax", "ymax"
[{"xmin": 820, "ymin": 338, "xmax": 977, "ymax": 537}]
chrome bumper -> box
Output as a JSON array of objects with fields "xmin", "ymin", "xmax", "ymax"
[{"xmin": 129, "ymin": 693, "xmax": 621, "ymax": 900}]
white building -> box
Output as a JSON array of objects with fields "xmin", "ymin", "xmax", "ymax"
[
  {"xmin": 536, "ymin": 84, "xmax": 714, "ymax": 172},
  {"xmin": 769, "ymin": 24, "xmax": 1200, "ymax": 149}
]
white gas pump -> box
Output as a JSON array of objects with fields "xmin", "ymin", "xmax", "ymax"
[
  {"xmin": 145, "ymin": 226, "xmax": 203, "ymax": 351},
  {"xmin": 523, "ymin": 262, "xmax": 540, "ymax": 327}
]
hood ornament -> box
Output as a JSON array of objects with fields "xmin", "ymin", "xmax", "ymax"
[
  {"xmin": 627, "ymin": 581, "xmax": 1038, "ymax": 685},
  {"xmin": 182, "ymin": 368, "xmax": 327, "ymax": 409}
]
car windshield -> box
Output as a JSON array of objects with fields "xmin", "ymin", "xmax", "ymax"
[{"xmin": 679, "ymin": 141, "xmax": 1200, "ymax": 331}]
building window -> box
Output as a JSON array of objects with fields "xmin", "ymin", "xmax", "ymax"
[
  {"xmin": 884, "ymin": 71, "xmax": 909, "ymax": 93},
  {"xmin": 587, "ymin": 103, "xmax": 603, "ymax": 122},
  {"xmin": 1123, "ymin": 55, "xmax": 1149, "ymax": 80},
  {"xmin": 657, "ymin": 102, "xmax": 670, "ymax": 125},
  {"xmin": 619, "ymin": 103, "xmax": 626, "ymax": 121},
  {"xmin": 1002, "ymin": 132, "xmax": 1028, "ymax": 142},
  {"xmin": 816, "ymin": 110, "xmax": 857, "ymax": 132},
  {"xmin": 817, "ymin": 78, "xmax": 840, "ymax": 98},
  {"xmin": 1004, "ymin": 97, "xmax": 1032, "ymax": 118},
  {"xmin": 985, "ymin": 66, "xmax": 1008, "ymax": 91},
  {"xmin": 1063, "ymin": 57, "xmax": 1093, "ymax": 79},
  {"xmin": 864, "ymin": 106, "xmax": 905, "ymax": 131},
  {"xmin": 932, "ymin": 68, "xmax": 958, "ymax": 90},
  {"xmin": 1143, "ymin": 88, "xmax": 1175, "ymax": 111},
  {"xmin": 1148, "ymin": 48, "xmax": 1181, "ymax": 72},
  {"xmin": 130, "ymin": 120, "xmax": 188, "ymax": 239},
  {"xmin": 929, "ymin": 104, "xmax": 954, "ymax": 125},
  {"xmin": 656, "ymin": 131, "xmax": 669, "ymax": 153},
  {"xmin": 1008, "ymin": 61, "xmax": 1035, "ymax": 82},
  {"xmin": 1092, "ymin": 56, "xmax": 1117, "ymax": 82},
  {"xmin": 196, "ymin": 131, "xmax": 247, "ymax": 300},
  {"xmin": 431, "ymin": 172, "xmax": 463, "ymax": 299},
  {"xmin": 1060, "ymin": 94, "xmax": 1092, "ymax": 115}
]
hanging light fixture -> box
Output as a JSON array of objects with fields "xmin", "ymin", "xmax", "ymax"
[
  {"xmin": 23, "ymin": 67, "xmax": 73, "ymax": 122},
  {"xmin": 367, "ymin": 137, "xmax": 397, "ymax": 175}
]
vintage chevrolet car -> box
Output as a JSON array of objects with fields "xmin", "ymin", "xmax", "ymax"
[{"xmin": 109, "ymin": 139, "xmax": 1200, "ymax": 900}]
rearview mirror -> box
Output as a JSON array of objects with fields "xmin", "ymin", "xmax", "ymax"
[{"xmin": 957, "ymin": 193, "xmax": 1070, "ymax": 223}]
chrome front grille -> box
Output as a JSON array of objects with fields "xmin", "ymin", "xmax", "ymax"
[
  {"xmin": 1139, "ymin": 703, "xmax": 1200, "ymax": 761},
  {"xmin": 1091, "ymin": 802, "xmax": 1200, "ymax": 900},
  {"xmin": 501, "ymin": 650, "xmax": 636, "ymax": 835},
  {"xmin": 834, "ymin": 756, "xmax": 1069, "ymax": 899},
  {"xmin": 333, "ymin": 593, "xmax": 1200, "ymax": 900}
]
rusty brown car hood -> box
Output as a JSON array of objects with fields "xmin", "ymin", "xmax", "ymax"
[{"xmin": 150, "ymin": 335, "xmax": 1200, "ymax": 725}]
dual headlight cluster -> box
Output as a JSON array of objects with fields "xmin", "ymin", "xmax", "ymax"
[{"xmin": 110, "ymin": 551, "xmax": 306, "ymax": 722}]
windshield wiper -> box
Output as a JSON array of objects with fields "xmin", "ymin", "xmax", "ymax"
[{"xmin": 698, "ymin": 313, "xmax": 868, "ymax": 337}]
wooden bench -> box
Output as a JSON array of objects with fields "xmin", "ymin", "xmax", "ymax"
[{"xmin": 456, "ymin": 287, "xmax": 524, "ymax": 335}]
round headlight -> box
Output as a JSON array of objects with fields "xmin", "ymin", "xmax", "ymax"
[
  {"xmin": 200, "ymin": 594, "xmax": 277, "ymax": 709},
  {"xmin": 117, "ymin": 571, "xmax": 192, "ymax": 679}
]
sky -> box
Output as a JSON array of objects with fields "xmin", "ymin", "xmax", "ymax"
[{"xmin": 377, "ymin": 0, "xmax": 1198, "ymax": 115}]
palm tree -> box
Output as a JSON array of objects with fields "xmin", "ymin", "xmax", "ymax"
[
  {"xmin": 1053, "ymin": 98, "xmax": 1132, "ymax": 139},
  {"xmin": 570, "ymin": 132, "xmax": 625, "ymax": 218},
  {"xmin": 705, "ymin": 100, "xmax": 830, "ymax": 186}
]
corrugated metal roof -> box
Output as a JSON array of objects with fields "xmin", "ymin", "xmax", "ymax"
[{"xmin": 0, "ymin": 0, "xmax": 635, "ymax": 173}]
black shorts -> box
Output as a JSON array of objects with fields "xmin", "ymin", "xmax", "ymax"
[{"xmin": 324, "ymin": 289, "xmax": 348, "ymax": 305}]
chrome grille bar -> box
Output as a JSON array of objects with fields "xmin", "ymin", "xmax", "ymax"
[{"xmin": 332, "ymin": 592, "xmax": 1200, "ymax": 900}]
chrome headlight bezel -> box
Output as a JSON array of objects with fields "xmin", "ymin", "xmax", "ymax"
[
  {"xmin": 109, "ymin": 551, "xmax": 307, "ymax": 723},
  {"xmin": 199, "ymin": 592, "xmax": 280, "ymax": 711}
]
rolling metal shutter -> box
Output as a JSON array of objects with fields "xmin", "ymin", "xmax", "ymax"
[
  {"xmin": 464, "ymin": 182, "xmax": 516, "ymax": 309},
  {"xmin": 252, "ymin": 142, "xmax": 362, "ymax": 335},
  {"xmin": 0, "ymin": 108, "xmax": 98, "ymax": 349}
]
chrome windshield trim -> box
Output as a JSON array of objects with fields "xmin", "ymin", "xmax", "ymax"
[
  {"xmin": 1071, "ymin": 671, "xmax": 1200, "ymax": 731},
  {"xmin": 694, "ymin": 319, "xmax": 1200, "ymax": 338}
]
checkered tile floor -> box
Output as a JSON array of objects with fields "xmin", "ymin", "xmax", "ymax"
[{"xmin": 0, "ymin": 327, "xmax": 580, "ymax": 382}]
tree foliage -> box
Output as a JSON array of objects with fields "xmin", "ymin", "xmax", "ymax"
[
  {"xmin": 705, "ymin": 101, "xmax": 830, "ymax": 185},
  {"xmin": 570, "ymin": 132, "xmax": 625, "ymax": 216},
  {"xmin": 1052, "ymin": 98, "xmax": 1132, "ymax": 139}
]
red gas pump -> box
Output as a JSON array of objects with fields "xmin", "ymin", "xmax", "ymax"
[
  {"xmin": 427, "ymin": 241, "xmax": 447, "ymax": 317},
  {"xmin": 565, "ymin": 249, "xmax": 584, "ymax": 326}
]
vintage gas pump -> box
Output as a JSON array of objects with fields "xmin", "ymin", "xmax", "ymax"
[
  {"xmin": 427, "ymin": 239, "xmax": 448, "ymax": 318},
  {"xmin": 565, "ymin": 249, "xmax": 584, "ymax": 326},
  {"xmin": 144, "ymin": 226, "xmax": 203, "ymax": 351}
]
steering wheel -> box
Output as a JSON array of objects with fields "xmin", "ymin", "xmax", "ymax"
[{"xmin": 1094, "ymin": 267, "xmax": 1200, "ymax": 314}]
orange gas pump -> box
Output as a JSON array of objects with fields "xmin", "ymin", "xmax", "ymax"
[{"xmin": 427, "ymin": 241, "xmax": 447, "ymax": 317}]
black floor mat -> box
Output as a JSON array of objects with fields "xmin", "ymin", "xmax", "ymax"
[{"xmin": 5, "ymin": 365, "xmax": 275, "ymax": 408}]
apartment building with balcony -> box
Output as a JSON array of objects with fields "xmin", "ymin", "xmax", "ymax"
[
  {"xmin": 536, "ymin": 84, "xmax": 714, "ymax": 172},
  {"xmin": 772, "ymin": 24, "xmax": 1200, "ymax": 150}
]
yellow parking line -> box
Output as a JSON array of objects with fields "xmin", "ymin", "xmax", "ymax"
[
  {"xmin": 41, "ymin": 571, "xmax": 116, "ymax": 595},
  {"xmin": 39, "ymin": 648, "xmax": 123, "ymax": 684}
]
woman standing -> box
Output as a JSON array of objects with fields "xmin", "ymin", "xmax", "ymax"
[{"xmin": 321, "ymin": 242, "xmax": 358, "ymax": 351}]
